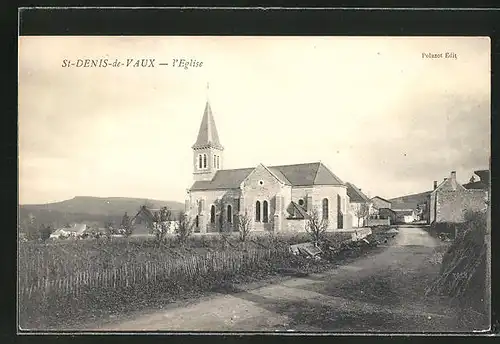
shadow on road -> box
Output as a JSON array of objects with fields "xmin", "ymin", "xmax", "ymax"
[{"xmin": 213, "ymin": 231, "xmax": 462, "ymax": 333}]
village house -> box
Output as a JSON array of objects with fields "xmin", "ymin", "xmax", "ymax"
[
  {"xmin": 366, "ymin": 196, "xmax": 393, "ymax": 226},
  {"xmin": 131, "ymin": 206, "xmax": 178, "ymax": 236},
  {"xmin": 370, "ymin": 196, "xmax": 392, "ymax": 213},
  {"xmin": 185, "ymin": 100, "xmax": 351, "ymax": 233},
  {"xmin": 49, "ymin": 223, "xmax": 87, "ymax": 239},
  {"xmin": 346, "ymin": 182, "xmax": 371, "ymax": 228},
  {"xmin": 393, "ymin": 209, "xmax": 417, "ymax": 224},
  {"xmin": 377, "ymin": 208, "xmax": 396, "ymax": 224},
  {"xmin": 429, "ymin": 171, "xmax": 488, "ymax": 224},
  {"xmin": 463, "ymin": 169, "xmax": 490, "ymax": 192}
]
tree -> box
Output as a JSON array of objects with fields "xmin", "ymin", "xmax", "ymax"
[
  {"xmin": 354, "ymin": 202, "xmax": 370, "ymax": 227},
  {"xmin": 174, "ymin": 212, "xmax": 194, "ymax": 245},
  {"xmin": 104, "ymin": 220, "xmax": 115, "ymax": 238},
  {"xmin": 39, "ymin": 224, "xmax": 52, "ymax": 242},
  {"xmin": 219, "ymin": 220, "xmax": 233, "ymax": 249},
  {"xmin": 120, "ymin": 212, "xmax": 134, "ymax": 237},
  {"xmin": 25, "ymin": 213, "xmax": 39, "ymax": 241},
  {"xmin": 236, "ymin": 211, "xmax": 252, "ymax": 242},
  {"xmin": 144, "ymin": 199, "xmax": 155, "ymax": 209},
  {"xmin": 305, "ymin": 208, "xmax": 329, "ymax": 246},
  {"xmin": 152, "ymin": 206, "xmax": 172, "ymax": 243}
]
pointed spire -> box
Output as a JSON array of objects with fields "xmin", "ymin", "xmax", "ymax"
[{"xmin": 192, "ymin": 98, "xmax": 224, "ymax": 150}]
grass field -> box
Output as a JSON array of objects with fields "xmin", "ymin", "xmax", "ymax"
[{"xmin": 18, "ymin": 230, "xmax": 384, "ymax": 330}]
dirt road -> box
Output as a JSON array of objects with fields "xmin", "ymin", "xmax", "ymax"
[{"xmin": 95, "ymin": 227, "xmax": 459, "ymax": 332}]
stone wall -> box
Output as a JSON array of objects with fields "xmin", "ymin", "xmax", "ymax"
[
  {"xmin": 434, "ymin": 189, "xmax": 487, "ymax": 223},
  {"xmin": 367, "ymin": 218, "xmax": 390, "ymax": 226}
]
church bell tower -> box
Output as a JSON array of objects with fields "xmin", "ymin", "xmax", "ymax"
[{"xmin": 192, "ymin": 84, "xmax": 224, "ymax": 182}]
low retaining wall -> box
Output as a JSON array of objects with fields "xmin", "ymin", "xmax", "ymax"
[{"xmin": 351, "ymin": 228, "xmax": 372, "ymax": 242}]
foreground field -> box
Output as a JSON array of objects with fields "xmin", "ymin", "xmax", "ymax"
[
  {"xmin": 97, "ymin": 227, "xmax": 463, "ymax": 332},
  {"xmin": 19, "ymin": 231, "xmax": 366, "ymax": 330}
]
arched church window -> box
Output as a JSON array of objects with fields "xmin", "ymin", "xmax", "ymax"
[
  {"xmin": 227, "ymin": 205, "xmax": 232, "ymax": 223},
  {"xmin": 255, "ymin": 201, "xmax": 261, "ymax": 222},
  {"xmin": 203, "ymin": 154, "xmax": 207, "ymax": 169},
  {"xmin": 198, "ymin": 200, "xmax": 203, "ymax": 214},
  {"xmin": 298, "ymin": 199, "xmax": 304, "ymax": 206},
  {"xmin": 198, "ymin": 154, "xmax": 203, "ymax": 169},
  {"xmin": 213, "ymin": 155, "xmax": 216, "ymax": 168},
  {"xmin": 210, "ymin": 205, "xmax": 215, "ymax": 224},
  {"xmin": 322, "ymin": 198, "xmax": 329, "ymax": 220},
  {"xmin": 216, "ymin": 156, "xmax": 220, "ymax": 169},
  {"xmin": 263, "ymin": 201, "xmax": 269, "ymax": 223}
]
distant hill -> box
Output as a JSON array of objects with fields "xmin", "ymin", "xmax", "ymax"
[
  {"xmin": 18, "ymin": 196, "xmax": 185, "ymax": 229},
  {"xmin": 389, "ymin": 191, "xmax": 431, "ymax": 210}
]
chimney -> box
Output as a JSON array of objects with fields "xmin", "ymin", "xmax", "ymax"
[
  {"xmin": 433, "ymin": 181, "xmax": 437, "ymax": 190},
  {"xmin": 451, "ymin": 171, "xmax": 456, "ymax": 180}
]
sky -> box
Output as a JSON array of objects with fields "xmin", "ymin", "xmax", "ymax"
[{"xmin": 18, "ymin": 36, "xmax": 490, "ymax": 204}]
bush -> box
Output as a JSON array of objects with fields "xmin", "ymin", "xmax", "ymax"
[
  {"xmin": 426, "ymin": 210, "xmax": 488, "ymax": 328},
  {"xmin": 429, "ymin": 222, "xmax": 458, "ymax": 239}
]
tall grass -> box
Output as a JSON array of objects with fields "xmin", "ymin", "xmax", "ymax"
[
  {"xmin": 426, "ymin": 210, "xmax": 488, "ymax": 330},
  {"xmin": 18, "ymin": 231, "xmax": 354, "ymax": 329},
  {"xmin": 18, "ymin": 238, "xmax": 291, "ymax": 329}
]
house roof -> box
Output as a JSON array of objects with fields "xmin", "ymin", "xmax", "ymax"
[
  {"xmin": 463, "ymin": 181, "xmax": 489, "ymax": 190},
  {"xmin": 192, "ymin": 101, "xmax": 224, "ymax": 150},
  {"xmin": 432, "ymin": 177, "xmax": 465, "ymax": 193},
  {"xmin": 371, "ymin": 196, "xmax": 391, "ymax": 204},
  {"xmin": 463, "ymin": 170, "xmax": 489, "ymax": 190},
  {"xmin": 346, "ymin": 182, "xmax": 370, "ymax": 203},
  {"xmin": 191, "ymin": 167, "xmax": 255, "ymax": 190},
  {"xmin": 190, "ymin": 162, "xmax": 345, "ymax": 191},
  {"xmin": 474, "ymin": 170, "xmax": 490, "ymax": 182},
  {"xmin": 132, "ymin": 206, "xmax": 157, "ymax": 224}
]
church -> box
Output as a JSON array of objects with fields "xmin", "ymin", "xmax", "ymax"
[{"xmin": 185, "ymin": 100, "xmax": 351, "ymax": 233}]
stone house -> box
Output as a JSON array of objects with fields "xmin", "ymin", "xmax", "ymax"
[
  {"xmin": 131, "ymin": 206, "xmax": 178, "ymax": 235},
  {"xmin": 393, "ymin": 209, "xmax": 417, "ymax": 224},
  {"xmin": 429, "ymin": 171, "xmax": 488, "ymax": 224},
  {"xmin": 185, "ymin": 101, "xmax": 351, "ymax": 234},
  {"xmin": 346, "ymin": 182, "xmax": 371, "ymax": 227},
  {"xmin": 371, "ymin": 196, "xmax": 392, "ymax": 211},
  {"xmin": 378, "ymin": 208, "xmax": 396, "ymax": 224}
]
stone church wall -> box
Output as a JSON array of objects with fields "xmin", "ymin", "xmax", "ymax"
[
  {"xmin": 187, "ymin": 189, "xmax": 241, "ymax": 233},
  {"xmin": 241, "ymin": 165, "xmax": 285, "ymax": 232}
]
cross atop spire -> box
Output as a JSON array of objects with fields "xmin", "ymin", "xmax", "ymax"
[{"xmin": 206, "ymin": 82, "xmax": 210, "ymax": 101}]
